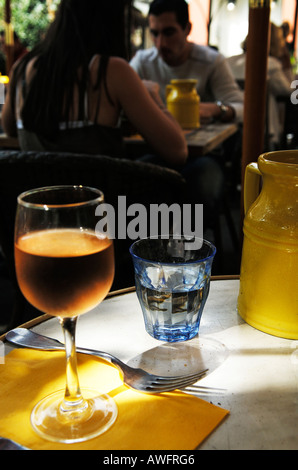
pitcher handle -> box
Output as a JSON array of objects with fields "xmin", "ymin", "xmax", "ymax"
[{"xmin": 244, "ymin": 162, "xmax": 261, "ymax": 214}]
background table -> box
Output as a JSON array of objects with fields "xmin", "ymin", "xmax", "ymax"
[
  {"xmin": 3, "ymin": 278, "xmax": 298, "ymax": 450},
  {"xmin": 0, "ymin": 122, "xmax": 238, "ymax": 156},
  {"xmin": 124, "ymin": 122, "xmax": 238, "ymax": 159}
]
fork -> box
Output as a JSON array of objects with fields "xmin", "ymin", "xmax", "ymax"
[{"xmin": 6, "ymin": 328, "xmax": 208, "ymax": 393}]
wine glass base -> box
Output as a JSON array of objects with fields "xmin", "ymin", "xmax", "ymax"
[{"xmin": 31, "ymin": 388, "xmax": 118, "ymax": 443}]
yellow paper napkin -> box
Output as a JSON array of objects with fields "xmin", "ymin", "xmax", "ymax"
[{"xmin": 0, "ymin": 348, "xmax": 229, "ymax": 450}]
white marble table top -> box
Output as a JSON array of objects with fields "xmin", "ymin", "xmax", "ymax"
[{"xmin": 5, "ymin": 279, "xmax": 298, "ymax": 450}]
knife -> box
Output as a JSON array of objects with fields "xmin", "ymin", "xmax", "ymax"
[{"xmin": 0, "ymin": 437, "xmax": 30, "ymax": 450}]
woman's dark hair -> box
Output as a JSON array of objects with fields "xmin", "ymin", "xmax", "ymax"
[
  {"xmin": 149, "ymin": 0, "xmax": 189, "ymax": 30},
  {"xmin": 10, "ymin": 0, "xmax": 127, "ymax": 138}
]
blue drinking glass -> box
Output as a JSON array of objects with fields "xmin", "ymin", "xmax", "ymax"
[{"xmin": 130, "ymin": 236, "xmax": 216, "ymax": 342}]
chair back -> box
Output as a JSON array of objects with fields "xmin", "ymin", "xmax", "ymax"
[{"xmin": 0, "ymin": 150, "xmax": 186, "ymax": 326}]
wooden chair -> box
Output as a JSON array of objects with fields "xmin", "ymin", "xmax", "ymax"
[{"xmin": 0, "ymin": 150, "xmax": 186, "ymax": 330}]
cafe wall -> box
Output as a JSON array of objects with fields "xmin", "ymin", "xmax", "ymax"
[{"xmin": 189, "ymin": 0, "xmax": 297, "ymax": 58}]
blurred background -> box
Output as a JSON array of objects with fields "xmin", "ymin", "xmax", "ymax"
[{"xmin": 1, "ymin": 1, "xmax": 297, "ymax": 63}]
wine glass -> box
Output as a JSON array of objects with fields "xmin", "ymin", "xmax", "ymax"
[{"xmin": 14, "ymin": 185, "xmax": 117, "ymax": 443}]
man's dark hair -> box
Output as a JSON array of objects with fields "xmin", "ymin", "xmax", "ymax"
[{"xmin": 149, "ymin": 0, "xmax": 189, "ymax": 29}]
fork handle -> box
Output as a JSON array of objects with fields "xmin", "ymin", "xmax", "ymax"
[{"xmin": 75, "ymin": 346, "xmax": 124, "ymax": 375}]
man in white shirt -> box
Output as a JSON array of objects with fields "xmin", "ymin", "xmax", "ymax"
[
  {"xmin": 130, "ymin": 0, "xmax": 243, "ymax": 243},
  {"xmin": 130, "ymin": 0, "xmax": 244, "ymax": 124}
]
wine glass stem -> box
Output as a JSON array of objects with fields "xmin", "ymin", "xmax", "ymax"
[{"xmin": 59, "ymin": 316, "xmax": 86, "ymax": 414}]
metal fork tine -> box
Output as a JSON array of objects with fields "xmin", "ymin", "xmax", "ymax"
[
  {"xmin": 155, "ymin": 368, "xmax": 208, "ymax": 383},
  {"xmin": 151, "ymin": 370, "xmax": 207, "ymax": 386},
  {"xmin": 142, "ymin": 379, "xmax": 202, "ymax": 393},
  {"xmin": 154, "ymin": 376, "xmax": 206, "ymax": 390},
  {"xmin": 142, "ymin": 370, "xmax": 208, "ymax": 393}
]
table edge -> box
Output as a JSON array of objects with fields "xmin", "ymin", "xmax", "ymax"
[{"xmin": 0, "ymin": 275, "xmax": 239, "ymax": 341}]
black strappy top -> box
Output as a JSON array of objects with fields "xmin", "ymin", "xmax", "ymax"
[{"xmin": 16, "ymin": 55, "xmax": 124, "ymax": 158}]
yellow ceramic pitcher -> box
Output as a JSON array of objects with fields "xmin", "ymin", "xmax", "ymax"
[
  {"xmin": 238, "ymin": 150, "xmax": 298, "ymax": 339},
  {"xmin": 166, "ymin": 79, "xmax": 200, "ymax": 129}
]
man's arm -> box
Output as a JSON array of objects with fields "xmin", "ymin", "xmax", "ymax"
[{"xmin": 208, "ymin": 54, "xmax": 244, "ymax": 122}]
